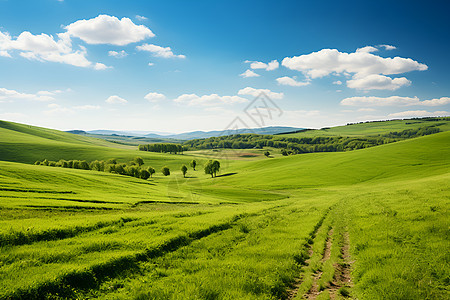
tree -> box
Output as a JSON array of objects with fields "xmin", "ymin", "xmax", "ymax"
[
  {"xmin": 204, "ymin": 160, "xmax": 220, "ymax": 178},
  {"xmin": 106, "ymin": 158, "xmax": 117, "ymax": 165},
  {"xmin": 34, "ymin": 161, "xmax": 41, "ymax": 165},
  {"xmin": 140, "ymin": 169, "xmax": 150, "ymax": 180},
  {"xmin": 264, "ymin": 151, "xmax": 270, "ymax": 157},
  {"xmin": 162, "ymin": 166, "xmax": 170, "ymax": 176},
  {"xmin": 212, "ymin": 160, "xmax": 220, "ymax": 177},
  {"xmin": 181, "ymin": 165, "xmax": 188, "ymax": 178},
  {"xmin": 190, "ymin": 159, "xmax": 197, "ymax": 170},
  {"xmin": 147, "ymin": 166, "xmax": 155, "ymax": 177},
  {"xmin": 281, "ymin": 149, "xmax": 288, "ymax": 156},
  {"xmin": 134, "ymin": 156, "xmax": 144, "ymax": 166}
]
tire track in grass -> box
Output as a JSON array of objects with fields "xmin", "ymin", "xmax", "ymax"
[
  {"xmin": 3, "ymin": 214, "xmax": 248, "ymax": 300},
  {"xmin": 304, "ymin": 228, "xmax": 333, "ymax": 299},
  {"xmin": 287, "ymin": 210, "xmax": 330, "ymax": 299},
  {"xmin": 328, "ymin": 230, "xmax": 353, "ymax": 299},
  {"xmin": 0, "ymin": 217, "xmax": 137, "ymax": 247}
]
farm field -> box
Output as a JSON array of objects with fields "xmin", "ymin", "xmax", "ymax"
[{"xmin": 0, "ymin": 120, "xmax": 449, "ymax": 299}]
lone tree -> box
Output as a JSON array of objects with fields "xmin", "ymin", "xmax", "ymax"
[
  {"xmin": 190, "ymin": 159, "xmax": 197, "ymax": 171},
  {"xmin": 140, "ymin": 169, "xmax": 150, "ymax": 180},
  {"xmin": 147, "ymin": 166, "xmax": 155, "ymax": 177},
  {"xmin": 181, "ymin": 165, "xmax": 188, "ymax": 178},
  {"xmin": 134, "ymin": 157, "xmax": 144, "ymax": 166},
  {"xmin": 162, "ymin": 166, "xmax": 170, "ymax": 176},
  {"xmin": 264, "ymin": 151, "xmax": 270, "ymax": 157},
  {"xmin": 204, "ymin": 160, "xmax": 220, "ymax": 178}
]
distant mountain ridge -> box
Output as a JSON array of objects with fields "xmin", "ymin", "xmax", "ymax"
[{"xmin": 68, "ymin": 126, "xmax": 305, "ymax": 140}]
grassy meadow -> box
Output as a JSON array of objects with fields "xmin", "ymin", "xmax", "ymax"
[{"xmin": 0, "ymin": 119, "xmax": 448, "ymax": 299}]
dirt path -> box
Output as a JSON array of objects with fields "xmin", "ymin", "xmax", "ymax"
[
  {"xmin": 329, "ymin": 231, "xmax": 353, "ymax": 299},
  {"xmin": 303, "ymin": 228, "xmax": 334, "ymax": 300}
]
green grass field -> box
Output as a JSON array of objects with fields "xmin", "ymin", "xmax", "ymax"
[{"xmin": 0, "ymin": 119, "xmax": 448, "ymax": 299}]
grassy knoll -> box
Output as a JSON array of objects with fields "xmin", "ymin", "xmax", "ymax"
[
  {"xmin": 281, "ymin": 117, "xmax": 450, "ymax": 138},
  {"xmin": 0, "ymin": 119, "xmax": 448, "ymax": 299}
]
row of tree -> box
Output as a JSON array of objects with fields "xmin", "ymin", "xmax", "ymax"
[
  {"xmin": 183, "ymin": 126, "xmax": 440, "ymax": 155},
  {"xmin": 138, "ymin": 143, "xmax": 185, "ymax": 154},
  {"xmin": 34, "ymin": 157, "xmax": 219, "ymax": 180}
]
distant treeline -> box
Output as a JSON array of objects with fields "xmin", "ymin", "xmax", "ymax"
[
  {"xmin": 345, "ymin": 116, "xmax": 449, "ymax": 126},
  {"xmin": 138, "ymin": 143, "xmax": 184, "ymax": 154},
  {"xmin": 35, "ymin": 157, "xmax": 157, "ymax": 180},
  {"xmin": 183, "ymin": 126, "xmax": 441, "ymax": 155}
]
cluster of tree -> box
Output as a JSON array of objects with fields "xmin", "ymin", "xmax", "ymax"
[
  {"xmin": 183, "ymin": 126, "xmax": 440, "ymax": 155},
  {"xmin": 35, "ymin": 157, "xmax": 157, "ymax": 180},
  {"xmin": 138, "ymin": 143, "xmax": 184, "ymax": 154},
  {"xmin": 204, "ymin": 160, "xmax": 220, "ymax": 177},
  {"xmin": 380, "ymin": 126, "xmax": 440, "ymax": 138},
  {"xmin": 35, "ymin": 158, "xmax": 203, "ymax": 180}
]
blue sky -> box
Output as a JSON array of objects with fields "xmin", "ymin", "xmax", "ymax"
[{"xmin": 0, "ymin": 0, "xmax": 449, "ymax": 133}]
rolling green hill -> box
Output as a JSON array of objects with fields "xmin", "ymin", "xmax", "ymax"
[
  {"xmin": 0, "ymin": 119, "xmax": 448, "ymax": 299},
  {"xmin": 280, "ymin": 117, "xmax": 450, "ymax": 137}
]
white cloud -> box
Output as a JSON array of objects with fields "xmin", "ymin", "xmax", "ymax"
[
  {"xmin": 136, "ymin": 15, "xmax": 148, "ymax": 21},
  {"xmin": 65, "ymin": 15, "xmax": 154, "ymax": 46},
  {"xmin": 388, "ymin": 110, "xmax": 448, "ymax": 118},
  {"xmin": 247, "ymin": 59, "xmax": 279, "ymax": 71},
  {"xmin": 358, "ymin": 108, "xmax": 376, "ymax": 112},
  {"xmin": 148, "ymin": 62, "xmax": 154, "ymax": 66},
  {"xmin": 237, "ymin": 87, "xmax": 284, "ymax": 100},
  {"xmin": 45, "ymin": 103, "xmax": 73, "ymax": 115},
  {"xmin": 108, "ymin": 50, "xmax": 127, "ymax": 58},
  {"xmin": 281, "ymin": 47, "xmax": 426, "ymax": 91},
  {"xmin": 240, "ymin": 69, "xmax": 260, "ymax": 78},
  {"xmin": 347, "ymin": 74, "xmax": 411, "ymax": 90},
  {"xmin": 420, "ymin": 97, "xmax": 450, "ymax": 106},
  {"xmin": 0, "ymin": 87, "xmax": 55, "ymax": 101},
  {"xmin": 73, "ymin": 105, "xmax": 100, "ymax": 110},
  {"xmin": 106, "ymin": 95, "xmax": 128, "ymax": 104},
  {"xmin": 0, "ymin": 30, "xmax": 108, "ymax": 69},
  {"xmin": 282, "ymin": 48, "xmax": 427, "ymax": 79},
  {"xmin": 174, "ymin": 93, "xmax": 248, "ymax": 106},
  {"xmin": 379, "ymin": 44, "xmax": 396, "ymax": 51},
  {"xmin": 276, "ymin": 76, "xmax": 310, "ymax": 87},
  {"xmin": 341, "ymin": 96, "xmax": 419, "ymax": 106},
  {"xmin": 94, "ymin": 63, "xmax": 111, "ymax": 70},
  {"xmin": 144, "ymin": 92, "xmax": 166, "ymax": 102},
  {"xmin": 341, "ymin": 95, "xmax": 450, "ymax": 107},
  {"xmin": 0, "ymin": 50, "xmax": 11, "ymax": 57},
  {"xmin": 333, "ymin": 80, "xmax": 342, "ymax": 85},
  {"xmin": 356, "ymin": 46, "xmax": 378, "ymax": 53},
  {"xmin": 137, "ymin": 43, "xmax": 185, "ymax": 59}
]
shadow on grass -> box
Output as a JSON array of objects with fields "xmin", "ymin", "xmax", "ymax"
[{"xmin": 215, "ymin": 172, "xmax": 238, "ymax": 178}]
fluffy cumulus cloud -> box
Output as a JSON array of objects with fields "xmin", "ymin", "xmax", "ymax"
[
  {"xmin": 247, "ymin": 60, "xmax": 279, "ymax": 71},
  {"xmin": 276, "ymin": 76, "xmax": 310, "ymax": 87},
  {"xmin": 379, "ymin": 44, "xmax": 396, "ymax": 51},
  {"xmin": 237, "ymin": 87, "xmax": 284, "ymax": 100},
  {"xmin": 388, "ymin": 110, "xmax": 448, "ymax": 118},
  {"xmin": 108, "ymin": 50, "xmax": 127, "ymax": 58},
  {"xmin": 420, "ymin": 97, "xmax": 450, "ymax": 106},
  {"xmin": 282, "ymin": 48, "xmax": 427, "ymax": 78},
  {"xmin": 135, "ymin": 15, "xmax": 148, "ymax": 21},
  {"xmin": 65, "ymin": 15, "xmax": 154, "ymax": 45},
  {"xmin": 0, "ymin": 30, "xmax": 109, "ymax": 69},
  {"xmin": 106, "ymin": 95, "xmax": 128, "ymax": 104},
  {"xmin": 347, "ymin": 74, "xmax": 411, "ymax": 90},
  {"xmin": 144, "ymin": 92, "xmax": 166, "ymax": 102},
  {"xmin": 0, "ymin": 87, "xmax": 56, "ymax": 101},
  {"xmin": 240, "ymin": 69, "xmax": 260, "ymax": 78},
  {"xmin": 137, "ymin": 44, "xmax": 185, "ymax": 59},
  {"xmin": 341, "ymin": 96, "xmax": 450, "ymax": 107},
  {"xmin": 281, "ymin": 46, "xmax": 427, "ymax": 90},
  {"xmin": 174, "ymin": 94, "xmax": 247, "ymax": 106},
  {"xmin": 356, "ymin": 46, "xmax": 378, "ymax": 53}
]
